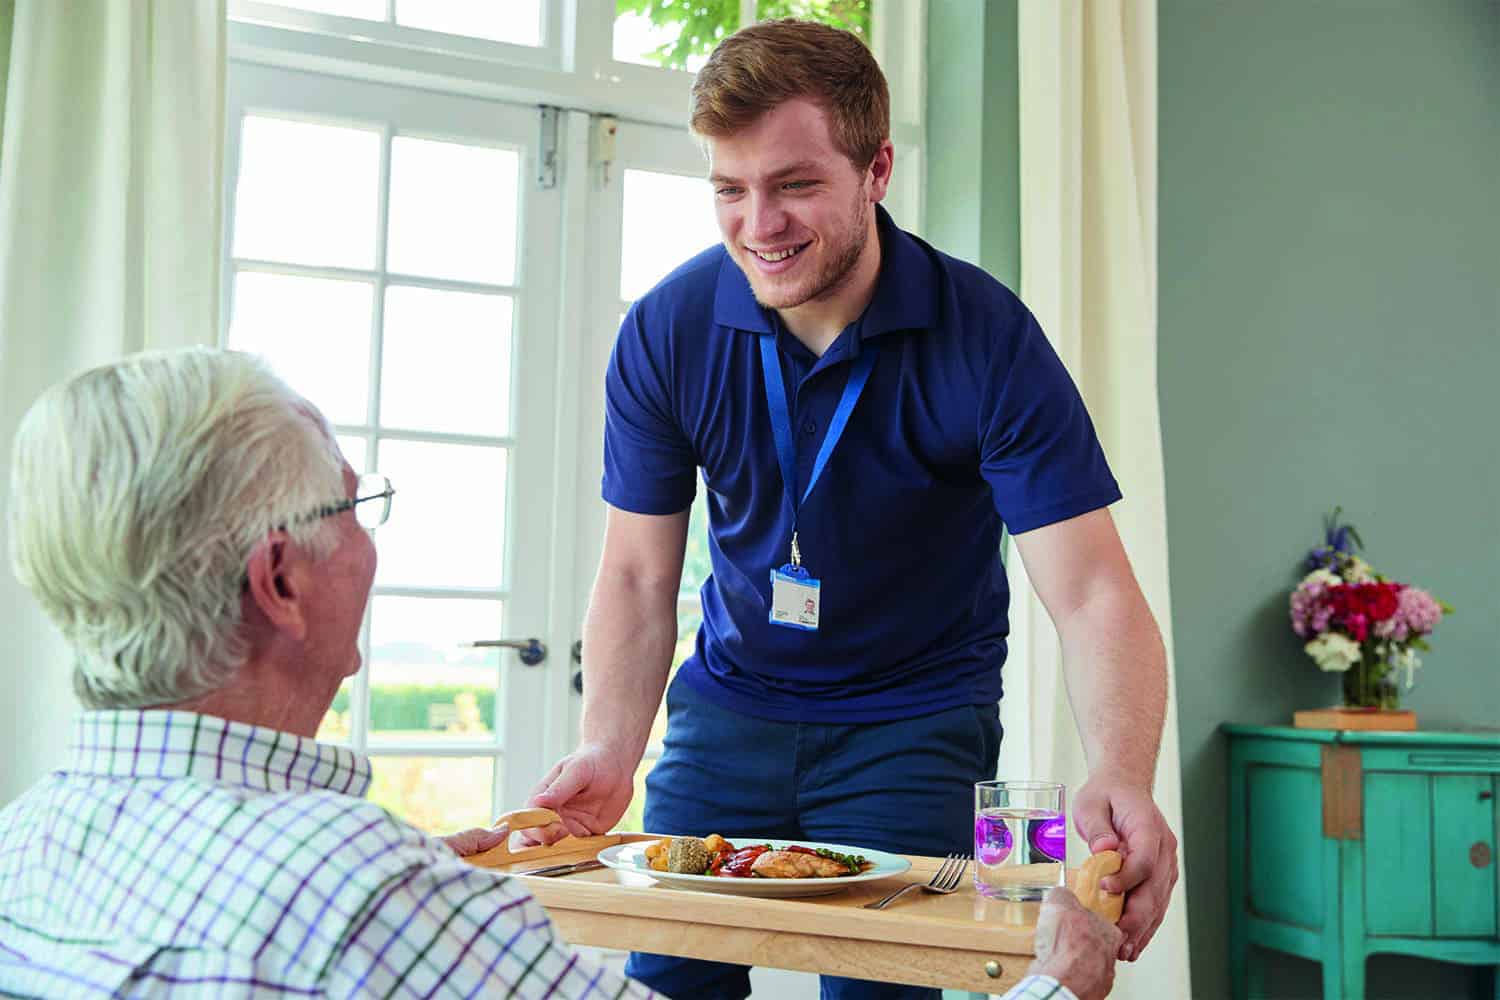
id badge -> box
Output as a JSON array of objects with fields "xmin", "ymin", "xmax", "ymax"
[{"xmin": 769, "ymin": 564, "xmax": 821, "ymax": 631}]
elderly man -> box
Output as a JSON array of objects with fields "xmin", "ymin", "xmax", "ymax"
[{"xmin": 0, "ymin": 348, "xmax": 1120, "ymax": 999}]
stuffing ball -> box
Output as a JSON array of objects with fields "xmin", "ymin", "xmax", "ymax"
[{"xmin": 667, "ymin": 836, "xmax": 712, "ymax": 875}]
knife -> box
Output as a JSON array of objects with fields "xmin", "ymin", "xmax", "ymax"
[{"xmin": 514, "ymin": 859, "xmax": 606, "ymax": 878}]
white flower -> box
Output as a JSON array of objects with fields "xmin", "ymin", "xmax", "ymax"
[
  {"xmin": 1393, "ymin": 646, "xmax": 1421, "ymax": 688},
  {"xmin": 1342, "ymin": 556, "xmax": 1376, "ymax": 583},
  {"xmin": 1305, "ymin": 632, "xmax": 1362, "ymax": 673},
  {"xmin": 1302, "ymin": 568, "xmax": 1342, "ymax": 588}
]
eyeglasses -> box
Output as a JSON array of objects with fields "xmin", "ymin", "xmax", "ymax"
[{"xmin": 303, "ymin": 473, "xmax": 395, "ymax": 531}]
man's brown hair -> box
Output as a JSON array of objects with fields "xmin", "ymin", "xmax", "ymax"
[{"xmin": 690, "ymin": 19, "xmax": 890, "ymax": 170}]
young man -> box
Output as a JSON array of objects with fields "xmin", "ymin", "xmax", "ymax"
[{"xmin": 528, "ymin": 19, "xmax": 1178, "ymax": 1000}]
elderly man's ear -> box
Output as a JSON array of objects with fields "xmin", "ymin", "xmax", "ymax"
[{"xmin": 244, "ymin": 533, "xmax": 310, "ymax": 641}]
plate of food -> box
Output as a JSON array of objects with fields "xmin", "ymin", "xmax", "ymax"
[{"xmin": 596, "ymin": 834, "xmax": 910, "ymax": 897}]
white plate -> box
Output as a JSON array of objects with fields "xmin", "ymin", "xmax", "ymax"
[{"xmin": 596, "ymin": 838, "xmax": 911, "ymax": 898}]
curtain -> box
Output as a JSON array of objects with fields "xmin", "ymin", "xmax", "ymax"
[
  {"xmin": 0, "ymin": 0, "xmax": 225, "ymax": 803},
  {"xmin": 1001, "ymin": 1, "xmax": 1193, "ymax": 996}
]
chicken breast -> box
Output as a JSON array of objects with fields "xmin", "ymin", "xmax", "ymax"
[{"xmin": 750, "ymin": 850, "xmax": 849, "ymax": 879}]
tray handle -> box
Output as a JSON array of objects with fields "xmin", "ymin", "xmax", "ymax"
[{"xmin": 464, "ymin": 808, "xmax": 646, "ymax": 870}]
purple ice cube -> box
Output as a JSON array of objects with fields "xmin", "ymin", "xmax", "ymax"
[
  {"xmin": 975, "ymin": 812, "xmax": 1013, "ymax": 865},
  {"xmin": 1029, "ymin": 814, "xmax": 1067, "ymax": 863}
]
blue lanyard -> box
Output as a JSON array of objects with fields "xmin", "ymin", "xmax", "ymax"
[{"xmin": 759, "ymin": 333, "xmax": 878, "ymax": 566}]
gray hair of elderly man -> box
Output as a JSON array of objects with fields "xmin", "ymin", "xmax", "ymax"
[{"xmin": 8, "ymin": 347, "xmax": 346, "ymax": 710}]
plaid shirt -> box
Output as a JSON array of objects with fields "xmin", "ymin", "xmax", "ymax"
[
  {"xmin": 0, "ymin": 711, "xmax": 654, "ymax": 999},
  {"xmin": 1003, "ymin": 976, "xmax": 1076, "ymax": 999}
]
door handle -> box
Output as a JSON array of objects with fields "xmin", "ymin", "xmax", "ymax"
[{"xmin": 466, "ymin": 638, "xmax": 547, "ymax": 666}]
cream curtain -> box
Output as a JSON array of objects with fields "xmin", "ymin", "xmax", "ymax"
[
  {"xmin": 0, "ymin": 0, "xmax": 225, "ymax": 803},
  {"xmin": 999, "ymin": 1, "xmax": 1192, "ymax": 996}
]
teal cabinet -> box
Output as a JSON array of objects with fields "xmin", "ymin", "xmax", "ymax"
[{"xmin": 1225, "ymin": 725, "xmax": 1500, "ymax": 999}]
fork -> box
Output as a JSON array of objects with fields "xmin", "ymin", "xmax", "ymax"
[{"xmin": 862, "ymin": 853, "xmax": 970, "ymax": 910}]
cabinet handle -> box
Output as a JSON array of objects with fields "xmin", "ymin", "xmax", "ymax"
[
  {"xmin": 1473, "ymin": 842, "xmax": 1493, "ymax": 869},
  {"xmin": 1480, "ymin": 790, "xmax": 1493, "ymax": 801}
]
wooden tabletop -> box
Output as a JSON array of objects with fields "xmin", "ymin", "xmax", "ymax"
[{"xmin": 467, "ymin": 832, "xmax": 1100, "ymax": 995}]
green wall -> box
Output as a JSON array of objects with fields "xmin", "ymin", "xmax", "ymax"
[
  {"xmin": 1160, "ymin": 1, "xmax": 1500, "ymax": 996},
  {"xmin": 927, "ymin": 0, "xmax": 1498, "ymax": 995},
  {"xmin": 925, "ymin": 0, "xmax": 1019, "ymax": 285}
]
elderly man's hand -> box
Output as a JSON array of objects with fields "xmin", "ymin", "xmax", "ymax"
[
  {"xmin": 440, "ymin": 826, "xmax": 509, "ymax": 858},
  {"xmin": 1029, "ymin": 887, "xmax": 1124, "ymax": 1000}
]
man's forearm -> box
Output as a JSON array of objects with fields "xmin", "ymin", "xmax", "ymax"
[
  {"xmin": 1056, "ymin": 586, "xmax": 1167, "ymax": 787},
  {"xmin": 577, "ymin": 571, "xmax": 679, "ymax": 763}
]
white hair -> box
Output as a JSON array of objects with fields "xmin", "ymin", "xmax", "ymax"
[{"xmin": 8, "ymin": 348, "xmax": 346, "ymax": 708}]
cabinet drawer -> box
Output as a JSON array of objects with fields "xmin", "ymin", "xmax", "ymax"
[{"xmin": 1361, "ymin": 747, "xmax": 1500, "ymax": 774}]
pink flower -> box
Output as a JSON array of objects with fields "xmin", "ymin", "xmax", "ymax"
[{"xmin": 1398, "ymin": 587, "xmax": 1443, "ymax": 636}]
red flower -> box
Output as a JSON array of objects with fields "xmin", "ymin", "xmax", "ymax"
[{"xmin": 1325, "ymin": 582, "xmax": 1404, "ymax": 642}]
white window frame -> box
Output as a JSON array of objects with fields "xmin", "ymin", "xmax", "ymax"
[{"xmin": 228, "ymin": 0, "xmax": 926, "ymax": 187}]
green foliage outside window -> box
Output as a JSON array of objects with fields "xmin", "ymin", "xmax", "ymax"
[
  {"xmin": 330, "ymin": 685, "xmax": 496, "ymax": 734},
  {"xmin": 617, "ymin": 0, "xmax": 873, "ymax": 72}
]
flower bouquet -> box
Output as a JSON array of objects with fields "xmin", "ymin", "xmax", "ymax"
[{"xmin": 1289, "ymin": 509, "xmax": 1450, "ymax": 721}]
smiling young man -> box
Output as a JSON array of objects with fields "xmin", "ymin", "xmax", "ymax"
[{"xmin": 528, "ymin": 19, "xmax": 1178, "ymax": 1000}]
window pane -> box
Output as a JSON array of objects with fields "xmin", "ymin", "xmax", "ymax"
[
  {"xmin": 228, "ymin": 271, "xmax": 372, "ymax": 426},
  {"xmin": 373, "ymin": 440, "xmax": 507, "ymax": 590},
  {"xmin": 395, "ymin": 0, "xmax": 542, "ymax": 46},
  {"xmin": 613, "ymin": 2, "xmax": 733, "ymax": 71},
  {"xmin": 756, "ymin": 0, "xmax": 873, "ymax": 41},
  {"xmin": 337, "ymin": 435, "xmax": 369, "ymax": 473},
  {"xmin": 380, "ymin": 286, "xmax": 513, "ymax": 436},
  {"xmin": 620, "ymin": 169, "xmax": 719, "ymax": 301},
  {"xmin": 368, "ymin": 596, "xmax": 502, "ymax": 744},
  {"xmin": 618, "ymin": 603, "xmax": 701, "ymax": 832},
  {"xmin": 262, "ymin": 0, "xmax": 384, "ymax": 19},
  {"xmin": 369, "ymin": 756, "xmax": 494, "ymax": 834},
  {"xmin": 233, "ymin": 116, "xmax": 380, "ymax": 270},
  {"xmin": 317, "ymin": 677, "xmax": 355, "ymax": 744},
  {"xmin": 682, "ymin": 494, "xmax": 711, "ymax": 595},
  {"xmin": 387, "ymin": 136, "xmax": 519, "ymax": 286}
]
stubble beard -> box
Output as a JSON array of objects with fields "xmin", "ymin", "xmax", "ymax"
[{"xmin": 746, "ymin": 197, "xmax": 871, "ymax": 312}]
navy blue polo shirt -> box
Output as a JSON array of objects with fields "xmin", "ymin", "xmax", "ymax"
[{"xmin": 602, "ymin": 206, "xmax": 1120, "ymax": 723}]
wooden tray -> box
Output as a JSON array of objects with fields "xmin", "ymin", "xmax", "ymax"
[{"xmin": 466, "ymin": 823, "xmax": 1122, "ymax": 995}]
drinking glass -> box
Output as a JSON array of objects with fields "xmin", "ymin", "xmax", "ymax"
[{"xmin": 974, "ymin": 780, "xmax": 1066, "ymax": 900}]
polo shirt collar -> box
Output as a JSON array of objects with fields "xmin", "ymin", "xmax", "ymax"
[{"xmin": 713, "ymin": 204, "xmax": 939, "ymax": 340}]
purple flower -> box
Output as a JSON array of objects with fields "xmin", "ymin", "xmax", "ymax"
[{"xmin": 1290, "ymin": 570, "xmax": 1339, "ymax": 638}]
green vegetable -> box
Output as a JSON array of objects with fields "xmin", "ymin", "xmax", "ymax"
[{"xmin": 814, "ymin": 848, "xmax": 867, "ymax": 874}]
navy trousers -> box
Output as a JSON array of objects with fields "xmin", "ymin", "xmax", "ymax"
[{"xmin": 624, "ymin": 676, "xmax": 1002, "ymax": 1000}]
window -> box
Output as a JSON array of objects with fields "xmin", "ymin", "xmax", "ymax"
[
  {"xmin": 223, "ymin": 64, "xmax": 565, "ymax": 834},
  {"xmin": 225, "ymin": 0, "xmax": 923, "ymax": 836}
]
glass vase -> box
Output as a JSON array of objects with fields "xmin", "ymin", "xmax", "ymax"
[{"xmin": 1341, "ymin": 652, "xmax": 1400, "ymax": 710}]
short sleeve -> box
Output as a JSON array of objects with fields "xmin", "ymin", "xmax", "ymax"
[
  {"xmin": 601, "ymin": 304, "xmax": 698, "ymax": 515},
  {"xmin": 326, "ymin": 858, "xmax": 656, "ymax": 999},
  {"xmin": 979, "ymin": 310, "xmax": 1121, "ymax": 534}
]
